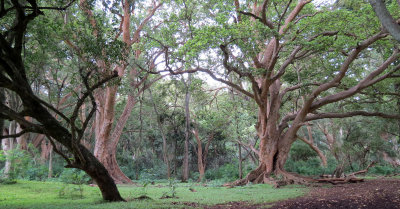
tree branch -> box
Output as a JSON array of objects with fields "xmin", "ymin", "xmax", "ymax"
[
  {"xmin": 305, "ymin": 111, "xmax": 400, "ymax": 121},
  {"xmin": 370, "ymin": 0, "xmax": 400, "ymax": 42}
]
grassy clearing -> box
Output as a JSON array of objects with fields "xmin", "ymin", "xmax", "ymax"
[{"xmin": 0, "ymin": 180, "xmax": 307, "ymax": 209}]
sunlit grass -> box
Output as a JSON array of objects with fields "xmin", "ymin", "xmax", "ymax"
[{"xmin": 0, "ymin": 180, "xmax": 307, "ymax": 209}]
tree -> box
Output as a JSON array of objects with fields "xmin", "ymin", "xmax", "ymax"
[
  {"xmin": 179, "ymin": 0, "xmax": 400, "ymax": 185},
  {"xmin": 61, "ymin": 0, "xmax": 164, "ymax": 184},
  {"xmin": 0, "ymin": 1, "xmax": 124, "ymax": 201}
]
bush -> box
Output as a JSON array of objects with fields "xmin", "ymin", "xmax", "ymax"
[
  {"xmin": 57, "ymin": 168, "xmax": 90, "ymax": 199},
  {"xmin": 368, "ymin": 164, "xmax": 400, "ymax": 175},
  {"xmin": 59, "ymin": 168, "xmax": 91, "ymax": 185},
  {"xmin": 285, "ymin": 157, "xmax": 337, "ymax": 176},
  {"xmin": 205, "ymin": 163, "xmax": 239, "ymax": 181},
  {"xmin": 0, "ymin": 148, "xmax": 31, "ymax": 181}
]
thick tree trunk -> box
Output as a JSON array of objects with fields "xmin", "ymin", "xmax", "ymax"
[
  {"xmin": 74, "ymin": 144, "xmax": 124, "ymax": 201},
  {"xmin": 25, "ymin": 96, "xmax": 125, "ymax": 201},
  {"xmin": 94, "ymin": 87, "xmax": 134, "ymax": 184}
]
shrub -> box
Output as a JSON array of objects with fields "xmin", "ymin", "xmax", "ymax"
[
  {"xmin": 0, "ymin": 147, "xmax": 31, "ymax": 181},
  {"xmin": 205, "ymin": 162, "xmax": 239, "ymax": 181},
  {"xmin": 57, "ymin": 168, "xmax": 90, "ymax": 199},
  {"xmin": 368, "ymin": 164, "xmax": 400, "ymax": 175},
  {"xmin": 59, "ymin": 168, "xmax": 91, "ymax": 185}
]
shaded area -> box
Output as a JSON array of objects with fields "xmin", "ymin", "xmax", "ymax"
[{"xmin": 206, "ymin": 178, "xmax": 400, "ymax": 209}]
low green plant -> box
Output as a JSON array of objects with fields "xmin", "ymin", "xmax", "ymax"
[
  {"xmin": 58, "ymin": 183, "xmax": 84, "ymax": 199},
  {"xmin": 161, "ymin": 178, "xmax": 177, "ymax": 199},
  {"xmin": 57, "ymin": 168, "xmax": 90, "ymax": 199},
  {"xmin": 0, "ymin": 147, "xmax": 31, "ymax": 182}
]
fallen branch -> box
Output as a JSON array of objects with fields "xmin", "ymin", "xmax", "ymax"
[{"xmin": 315, "ymin": 162, "xmax": 376, "ymax": 184}]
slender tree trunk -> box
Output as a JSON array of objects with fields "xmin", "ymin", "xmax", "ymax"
[
  {"xmin": 16, "ymin": 121, "xmax": 28, "ymax": 150},
  {"xmin": 1, "ymin": 129, "xmax": 11, "ymax": 178},
  {"xmin": 193, "ymin": 129, "xmax": 205, "ymax": 182},
  {"xmin": 48, "ymin": 145, "xmax": 53, "ymax": 178},
  {"xmin": 396, "ymin": 83, "xmax": 400, "ymax": 143},
  {"xmin": 149, "ymin": 89, "xmax": 171, "ymax": 179},
  {"xmin": 238, "ymin": 143, "xmax": 243, "ymax": 179},
  {"xmin": 182, "ymin": 75, "xmax": 192, "ymax": 182}
]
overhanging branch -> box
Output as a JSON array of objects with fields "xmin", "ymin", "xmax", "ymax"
[{"xmin": 305, "ymin": 111, "xmax": 400, "ymax": 121}]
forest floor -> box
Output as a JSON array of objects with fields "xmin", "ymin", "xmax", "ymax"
[{"xmin": 206, "ymin": 178, "xmax": 400, "ymax": 209}]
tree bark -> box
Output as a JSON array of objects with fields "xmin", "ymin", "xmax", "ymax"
[
  {"xmin": 182, "ymin": 75, "xmax": 192, "ymax": 182},
  {"xmin": 149, "ymin": 89, "xmax": 171, "ymax": 179},
  {"xmin": 238, "ymin": 143, "xmax": 243, "ymax": 179},
  {"xmin": 370, "ymin": 0, "xmax": 400, "ymax": 42},
  {"xmin": 1, "ymin": 128, "xmax": 11, "ymax": 178},
  {"xmin": 193, "ymin": 129, "xmax": 205, "ymax": 182}
]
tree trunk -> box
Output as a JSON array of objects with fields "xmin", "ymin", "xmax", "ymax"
[
  {"xmin": 182, "ymin": 75, "xmax": 192, "ymax": 182},
  {"xmin": 1, "ymin": 129, "xmax": 11, "ymax": 178},
  {"xmin": 25, "ymin": 95, "xmax": 125, "ymax": 201},
  {"xmin": 48, "ymin": 145, "xmax": 53, "ymax": 178},
  {"xmin": 149, "ymin": 89, "xmax": 171, "ymax": 179},
  {"xmin": 74, "ymin": 144, "xmax": 125, "ymax": 201},
  {"xmin": 16, "ymin": 121, "xmax": 28, "ymax": 150},
  {"xmin": 238, "ymin": 143, "xmax": 243, "ymax": 179},
  {"xmin": 93, "ymin": 87, "xmax": 135, "ymax": 184}
]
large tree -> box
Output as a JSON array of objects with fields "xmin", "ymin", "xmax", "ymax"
[
  {"xmin": 0, "ymin": 0, "xmax": 124, "ymax": 201},
  {"xmin": 176, "ymin": 0, "xmax": 400, "ymax": 185}
]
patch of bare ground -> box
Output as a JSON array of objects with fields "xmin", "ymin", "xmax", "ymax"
[{"xmin": 204, "ymin": 178, "xmax": 400, "ymax": 209}]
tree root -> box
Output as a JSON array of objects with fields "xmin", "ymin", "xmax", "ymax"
[
  {"xmin": 224, "ymin": 166, "xmax": 314, "ymax": 188},
  {"xmin": 225, "ymin": 162, "xmax": 376, "ymax": 188}
]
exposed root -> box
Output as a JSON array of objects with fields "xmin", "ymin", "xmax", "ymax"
[
  {"xmin": 226, "ymin": 162, "xmax": 375, "ymax": 188},
  {"xmin": 225, "ymin": 166, "xmax": 314, "ymax": 188}
]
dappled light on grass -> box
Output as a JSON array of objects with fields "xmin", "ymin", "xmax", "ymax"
[{"xmin": 0, "ymin": 180, "xmax": 307, "ymax": 209}]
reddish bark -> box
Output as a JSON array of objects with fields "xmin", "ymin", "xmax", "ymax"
[
  {"xmin": 77, "ymin": 0, "xmax": 162, "ymax": 184},
  {"xmin": 192, "ymin": 129, "xmax": 214, "ymax": 182}
]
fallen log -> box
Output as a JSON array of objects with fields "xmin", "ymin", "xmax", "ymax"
[{"xmin": 315, "ymin": 162, "xmax": 375, "ymax": 184}]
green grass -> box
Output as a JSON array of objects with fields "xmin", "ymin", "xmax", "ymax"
[{"xmin": 0, "ymin": 180, "xmax": 307, "ymax": 209}]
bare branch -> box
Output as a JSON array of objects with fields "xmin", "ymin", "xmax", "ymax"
[
  {"xmin": 0, "ymin": 129, "xmax": 27, "ymax": 139},
  {"xmin": 197, "ymin": 68, "xmax": 255, "ymax": 99},
  {"xmin": 305, "ymin": 111, "xmax": 400, "ymax": 121},
  {"xmin": 311, "ymin": 50, "xmax": 400, "ymax": 110}
]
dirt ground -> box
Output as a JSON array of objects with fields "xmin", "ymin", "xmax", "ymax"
[{"xmin": 205, "ymin": 178, "xmax": 400, "ymax": 209}]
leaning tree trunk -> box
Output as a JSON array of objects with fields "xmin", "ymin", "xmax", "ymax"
[{"xmin": 26, "ymin": 96, "xmax": 125, "ymax": 201}]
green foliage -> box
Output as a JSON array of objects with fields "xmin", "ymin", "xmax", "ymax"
[
  {"xmin": 0, "ymin": 147, "xmax": 35, "ymax": 181},
  {"xmin": 289, "ymin": 141, "xmax": 318, "ymax": 162},
  {"xmin": 57, "ymin": 168, "xmax": 90, "ymax": 199},
  {"xmin": 59, "ymin": 168, "xmax": 91, "ymax": 185},
  {"xmin": 205, "ymin": 163, "xmax": 239, "ymax": 181},
  {"xmin": 368, "ymin": 164, "xmax": 400, "ymax": 176},
  {"xmin": 285, "ymin": 157, "xmax": 337, "ymax": 176},
  {"xmin": 161, "ymin": 178, "xmax": 178, "ymax": 198}
]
